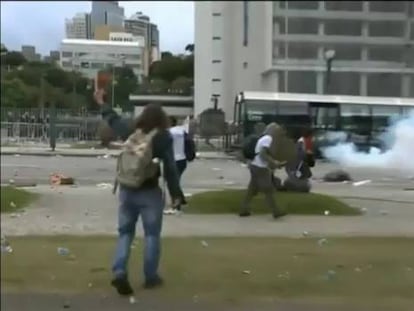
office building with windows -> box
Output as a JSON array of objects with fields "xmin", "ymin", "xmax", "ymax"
[
  {"xmin": 65, "ymin": 13, "xmax": 92, "ymax": 39},
  {"xmin": 124, "ymin": 12, "xmax": 160, "ymax": 64},
  {"xmin": 90, "ymin": 1, "xmax": 124, "ymax": 38},
  {"xmin": 195, "ymin": 1, "xmax": 414, "ymax": 120},
  {"xmin": 59, "ymin": 39, "xmax": 144, "ymax": 82}
]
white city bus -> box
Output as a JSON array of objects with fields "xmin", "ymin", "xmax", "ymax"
[{"xmin": 233, "ymin": 91, "xmax": 414, "ymax": 153}]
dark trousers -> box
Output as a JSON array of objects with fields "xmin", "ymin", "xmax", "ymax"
[
  {"xmin": 176, "ymin": 159, "xmax": 187, "ymax": 205},
  {"xmin": 240, "ymin": 164, "xmax": 281, "ymax": 215}
]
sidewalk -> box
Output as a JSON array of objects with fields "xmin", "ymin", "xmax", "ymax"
[
  {"xmin": 2, "ymin": 186, "xmax": 414, "ymax": 237},
  {"xmin": 0, "ymin": 146, "xmax": 234, "ymax": 160}
]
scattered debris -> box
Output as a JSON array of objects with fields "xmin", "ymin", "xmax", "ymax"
[
  {"xmin": 192, "ymin": 295, "xmax": 199, "ymax": 303},
  {"xmin": 323, "ymin": 170, "xmax": 352, "ymax": 182},
  {"xmin": 360, "ymin": 207, "xmax": 368, "ymax": 213},
  {"xmin": 242, "ymin": 270, "xmax": 251, "ymax": 275},
  {"xmin": 318, "ymin": 238, "xmax": 328, "ymax": 246},
  {"xmin": 102, "ymin": 154, "xmax": 110, "ymax": 159},
  {"xmin": 184, "ymin": 193, "xmax": 193, "ymax": 198},
  {"xmin": 96, "ymin": 183, "xmax": 113, "ymax": 189},
  {"xmin": 380, "ymin": 210, "xmax": 389, "ymax": 216},
  {"xmin": 324, "ymin": 210, "xmax": 330, "ymax": 216},
  {"xmin": 212, "ymin": 167, "xmax": 222, "ymax": 171},
  {"xmin": 201, "ymin": 240, "xmax": 209, "ymax": 247},
  {"xmin": 302, "ymin": 231, "xmax": 309, "ymax": 237},
  {"xmin": 14, "ymin": 154, "xmax": 21, "ymax": 157},
  {"xmin": 324, "ymin": 270, "xmax": 337, "ymax": 280},
  {"xmin": 224, "ymin": 181, "xmax": 235, "ymax": 185},
  {"xmin": 240, "ymin": 163, "xmax": 248, "ymax": 168},
  {"xmin": 57, "ymin": 247, "xmax": 70, "ymax": 256},
  {"xmin": 9, "ymin": 179, "xmax": 15, "ymax": 185},
  {"xmin": 88, "ymin": 283, "xmax": 93, "ymax": 288},
  {"xmin": 218, "ymin": 176, "xmax": 224, "ymax": 180},
  {"xmin": 50, "ymin": 173, "xmax": 75, "ymax": 186},
  {"xmin": 278, "ymin": 271, "xmax": 291, "ymax": 280},
  {"xmin": 354, "ymin": 267, "xmax": 362, "ymax": 273},
  {"xmin": 10, "ymin": 213, "xmax": 21, "ymax": 218},
  {"xmin": 353, "ymin": 180, "xmax": 372, "ymax": 187},
  {"xmin": 1, "ymin": 236, "xmax": 13, "ymax": 254},
  {"xmin": 62, "ymin": 301, "xmax": 71, "ymax": 309},
  {"xmin": 129, "ymin": 296, "xmax": 136, "ymax": 304}
]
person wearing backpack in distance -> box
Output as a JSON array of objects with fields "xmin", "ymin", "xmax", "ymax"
[
  {"xmin": 94, "ymin": 89, "xmax": 183, "ymax": 296},
  {"xmin": 164, "ymin": 116, "xmax": 196, "ymax": 214},
  {"xmin": 240, "ymin": 122, "xmax": 287, "ymax": 219}
]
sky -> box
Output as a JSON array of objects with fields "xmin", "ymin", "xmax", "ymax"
[{"xmin": 0, "ymin": 1, "xmax": 194, "ymax": 56}]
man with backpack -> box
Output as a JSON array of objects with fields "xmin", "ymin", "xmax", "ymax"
[
  {"xmin": 241, "ymin": 122, "xmax": 287, "ymax": 218},
  {"xmin": 94, "ymin": 89, "xmax": 183, "ymax": 296},
  {"xmin": 164, "ymin": 116, "xmax": 196, "ymax": 214}
]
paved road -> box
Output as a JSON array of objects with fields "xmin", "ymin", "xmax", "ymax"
[
  {"xmin": 1, "ymin": 293, "xmax": 400, "ymax": 311},
  {"xmin": 2, "ymin": 154, "xmax": 414, "ymax": 189}
]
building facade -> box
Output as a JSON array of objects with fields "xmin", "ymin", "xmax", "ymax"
[
  {"xmin": 59, "ymin": 39, "xmax": 144, "ymax": 82},
  {"xmin": 90, "ymin": 1, "xmax": 124, "ymax": 38},
  {"xmin": 195, "ymin": 1, "xmax": 414, "ymax": 120},
  {"xmin": 94, "ymin": 24, "xmax": 124, "ymax": 40},
  {"xmin": 124, "ymin": 12, "xmax": 160, "ymax": 63},
  {"xmin": 21, "ymin": 45, "xmax": 40, "ymax": 62},
  {"xmin": 65, "ymin": 13, "xmax": 91, "ymax": 39}
]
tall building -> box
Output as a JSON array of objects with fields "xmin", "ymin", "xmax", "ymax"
[
  {"xmin": 94, "ymin": 24, "xmax": 124, "ymax": 40},
  {"xmin": 21, "ymin": 45, "xmax": 37, "ymax": 61},
  {"xmin": 195, "ymin": 1, "xmax": 414, "ymax": 119},
  {"xmin": 65, "ymin": 13, "xmax": 91, "ymax": 39},
  {"xmin": 124, "ymin": 12, "xmax": 160, "ymax": 63},
  {"xmin": 90, "ymin": 1, "xmax": 124, "ymax": 38}
]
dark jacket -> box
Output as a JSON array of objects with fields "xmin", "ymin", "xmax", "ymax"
[{"xmin": 101, "ymin": 103, "xmax": 182, "ymax": 199}]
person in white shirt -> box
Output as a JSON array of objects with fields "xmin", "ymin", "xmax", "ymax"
[
  {"xmin": 240, "ymin": 123, "xmax": 287, "ymax": 219},
  {"xmin": 167, "ymin": 116, "xmax": 188, "ymax": 211}
]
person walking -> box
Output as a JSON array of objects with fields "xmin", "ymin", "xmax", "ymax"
[
  {"xmin": 295, "ymin": 128, "xmax": 315, "ymax": 179},
  {"xmin": 164, "ymin": 116, "xmax": 189, "ymax": 214},
  {"xmin": 94, "ymin": 89, "xmax": 183, "ymax": 296},
  {"xmin": 240, "ymin": 122, "xmax": 287, "ymax": 218}
]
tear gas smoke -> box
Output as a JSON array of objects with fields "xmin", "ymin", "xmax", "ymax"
[{"xmin": 322, "ymin": 111, "xmax": 414, "ymax": 174}]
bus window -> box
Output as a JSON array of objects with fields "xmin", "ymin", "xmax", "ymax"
[
  {"xmin": 243, "ymin": 100, "xmax": 277, "ymax": 136},
  {"xmin": 310, "ymin": 103, "xmax": 340, "ymax": 131},
  {"xmin": 371, "ymin": 105, "xmax": 400, "ymax": 133},
  {"xmin": 402, "ymin": 106, "xmax": 414, "ymax": 117},
  {"xmin": 340, "ymin": 104, "xmax": 372, "ymax": 147},
  {"xmin": 277, "ymin": 101, "xmax": 310, "ymax": 138}
]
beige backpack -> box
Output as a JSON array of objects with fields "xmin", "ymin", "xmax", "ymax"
[{"xmin": 114, "ymin": 128, "xmax": 159, "ymax": 190}]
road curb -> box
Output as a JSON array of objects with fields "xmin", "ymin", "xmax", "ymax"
[{"xmin": 0, "ymin": 151, "xmax": 235, "ymax": 160}]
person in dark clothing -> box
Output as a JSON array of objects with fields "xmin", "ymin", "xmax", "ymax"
[{"xmin": 94, "ymin": 89, "xmax": 183, "ymax": 296}]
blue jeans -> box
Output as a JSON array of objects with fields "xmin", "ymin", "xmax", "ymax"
[{"xmin": 112, "ymin": 186, "xmax": 164, "ymax": 282}]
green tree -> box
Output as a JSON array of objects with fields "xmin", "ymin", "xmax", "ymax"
[
  {"xmin": 171, "ymin": 76, "xmax": 193, "ymax": 94},
  {"xmin": 0, "ymin": 78, "xmax": 28, "ymax": 108},
  {"xmin": 0, "ymin": 51, "xmax": 27, "ymax": 68},
  {"xmin": 185, "ymin": 44, "xmax": 194, "ymax": 54},
  {"xmin": 150, "ymin": 56, "xmax": 185, "ymax": 83},
  {"xmin": 103, "ymin": 66, "xmax": 138, "ymax": 111}
]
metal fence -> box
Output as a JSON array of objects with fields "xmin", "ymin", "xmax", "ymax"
[{"xmin": 0, "ymin": 121, "xmax": 100, "ymax": 144}]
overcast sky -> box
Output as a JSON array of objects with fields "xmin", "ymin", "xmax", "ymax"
[{"xmin": 0, "ymin": 1, "xmax": 194, "ymax": 55}]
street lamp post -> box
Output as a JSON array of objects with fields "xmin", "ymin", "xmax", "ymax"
[
  {"xmin": 324, "ymin": 49, "xmax": 336, "ymax": 93},
  {"xmin": 111, "ymin": 55, "xmax": 126, "ymax": 108},
  {"xmin": 72, "ymin": 56, "xmax": 79, "ymax": 107}
]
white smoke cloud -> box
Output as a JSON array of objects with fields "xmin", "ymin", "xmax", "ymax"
[{"xmin": 322, "ymin": 111, "xmax": 414, "ymax": 174}]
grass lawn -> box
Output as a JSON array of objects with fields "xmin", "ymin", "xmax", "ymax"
[
  {"xmin": 0, "ymin": 186, "xmax": 38, "ymax": 213},
  {"xmin": 187, "ymin": 189, "xmax": 361, "ymax": 216},
  {"xmin": 1, "ymin": 236, "xmax": 413, "ymax": 309}
]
